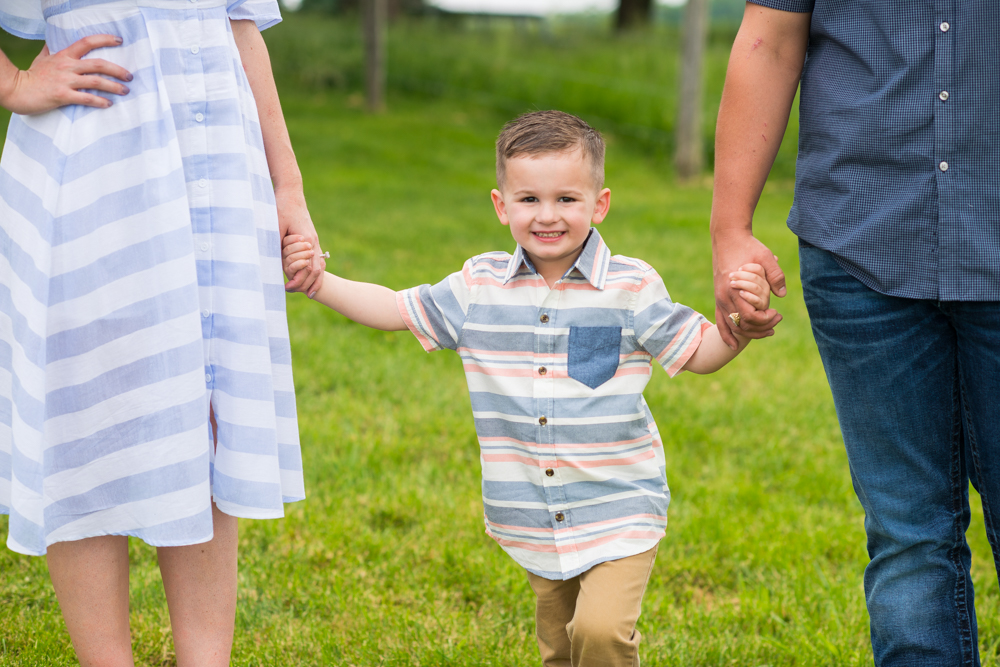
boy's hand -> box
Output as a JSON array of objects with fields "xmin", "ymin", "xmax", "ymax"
[
  {"xmin": 282, "ymin": 234, "xmax": 316, "ymax": 289},
  {"xmin": 728, "ymin": 263, "xmax": 770, "ymax": 312}
]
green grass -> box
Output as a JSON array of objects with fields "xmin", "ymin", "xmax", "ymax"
[{"xmin": 1, "ymin": 18, "xmax": 999, "ymax": 667}]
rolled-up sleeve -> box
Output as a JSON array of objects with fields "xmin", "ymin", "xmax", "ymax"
[
  {"xmin": 227, "ymin": 0, "xmax": 282, "ymax": 31},
  {"xmin": 396, "ymin": 260, "xmax": 474, "ymax": 352},
  {"xmin": 747, "ymin": 0, "xmax": 814, "ymax": 12},
  {"xmin": 632, "ymin": 268, "xmax": 710, "ymax": 376}
]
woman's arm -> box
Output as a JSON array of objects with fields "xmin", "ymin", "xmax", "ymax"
[
  {"xmin": 230, "ymin": 19, "xmax": 326, "ymax": 297},
  {"xmin": 0, "ymin": 35, "xmax": 131, "ymax": 114}
]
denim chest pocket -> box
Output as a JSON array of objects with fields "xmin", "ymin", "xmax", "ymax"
[{"xmin": 568, "ymin": 326, "xmax": 623, "ymax": 389}]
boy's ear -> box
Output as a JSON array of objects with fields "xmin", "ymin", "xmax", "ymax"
[
  {"xmin": 491, "ymin": 189, "xmax": 510, "ymax": 226},
  {"xmin": 591, "ymin": 188, "xmax": 611, "ymax": 225}
]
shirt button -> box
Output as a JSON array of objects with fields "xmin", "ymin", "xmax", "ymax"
[
  {"xmin": 545, "ymin": 468, "xmax": 554, "ymax": 477},
  {"xmin": 195, "ymin": 112, "xmax": 205, "ymax": 122},
  {"xmin": 190, "ymin": 46, "xmax": 200, "ymax": 54},
  {"xmin": 939, "ymin": 161, "xmax": 949, "ymax": 172},
  {"xmin": 202, "ymin": 309, "xmax": 210, "ymax": 318},
  {"xmin": 938, "ymin": 91, "xmax": 949, "ymax": 102},
  {"xmin": 538, "ymin": 366, "xmax": 547, "ymax": 376},
  {"xmin": 555, "ymin": 512, "xmax": 565, "ymax": 522},
  {"xmin": 539, "ymin": 313, "xmax": 549, "ymax": 323},
  {"xmin": 198, "ymin": 179, "xmax": 208, "ymax": 188},
  {"xmin": 940, "ymin": 21, "xmax": 950, "ymax": 32},
  {"xmin": 200, "ymin": 242, "xmax": 209, "ymax": 251},
  {"xmin": 538, "ymin": 416, "xmax": 547, "ymax": 426},
  {"xmin": 205, "ymin": 373, "xmax": 212, "ymax": 383}
]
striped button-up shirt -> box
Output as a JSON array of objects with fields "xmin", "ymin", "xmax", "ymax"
[{"xmin": 396, "ymin": 230, "xmax": 709, "ymax": 579}]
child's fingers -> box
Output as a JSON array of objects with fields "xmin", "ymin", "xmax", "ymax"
[
  {"xmin": 285, "ymin": 258, "xmax": 312, "ymax": 274},
  {"xmin": 283, "ymin": 250, "xmax": 314, "ymax": 273},
  {"xmin": 730, "ymin": 271, "xmax": 768, "ymax": 291},
  {"xmin": 736, "ymin": 262, "xmax": 765, "ymax": 276},
  {"xmin": 282, "ymin": 241, "xmax": 312, "ymax": 258},
  {"xmin": 738, "ymin": 289, "xmax": 767, "ymax": 309},
  {"xmin": 282, "ymin": 234, "xmax": 307, "ymax": 249},
  {"xmin": 730, "ymin": 278, "xmax": 765, "ymax": 295}
]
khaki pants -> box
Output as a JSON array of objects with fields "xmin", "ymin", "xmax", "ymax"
[{"xmin": 526, "ymin": 546, "xmax": 658, "ymax": 667}]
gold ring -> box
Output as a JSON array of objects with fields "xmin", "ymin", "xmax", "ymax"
[{"xmin": 728, "ymin": 312, "xmax": 741, "ymax": 327}]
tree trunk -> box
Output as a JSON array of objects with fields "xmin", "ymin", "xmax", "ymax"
[
  {"xmin": 674, "ymin": 0, "xmax": 708, "ymax": 178},
  {"xmin": 615, "ymin": 0, "xmax": 653, "ymax": 31},
  {"xmin": 363, "ymin": 0, "xmax": 387, "ymax": 113}
]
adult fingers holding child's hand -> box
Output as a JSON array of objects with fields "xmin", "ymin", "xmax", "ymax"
[{"xmin": 729, "ymin": 263, "xmax": 771, "ymax": 311}]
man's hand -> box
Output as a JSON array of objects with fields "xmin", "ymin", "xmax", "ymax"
[
  {"xmin": 713, "ymin": 229, "xmax": 785, "ymax": 349},
  {"xmin": 0, "ymin": 35, "xmax": 132, "ymax": 115}
]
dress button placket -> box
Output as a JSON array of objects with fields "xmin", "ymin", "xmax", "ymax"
[{"xmin": 186, "ymin": 14, "xmax": 215, "ymax": 389}]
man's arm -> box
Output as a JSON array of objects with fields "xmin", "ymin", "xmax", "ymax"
[{"xmin": 711, "ymin": 2, "xmax": 811, "ymax": 348}]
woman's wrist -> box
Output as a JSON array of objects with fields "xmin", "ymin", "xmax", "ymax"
[{"xmin": 0, "ymin": 57, "xmax": 21, "ymax": 110}]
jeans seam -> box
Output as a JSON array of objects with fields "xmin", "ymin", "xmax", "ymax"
[
  {"xmin": 960, "ymin": 362, "xmax": 1000, "ymax": 574},
  {"xmin": 950, "ymin": 369, "xmax": 976, "ymax": 666}
]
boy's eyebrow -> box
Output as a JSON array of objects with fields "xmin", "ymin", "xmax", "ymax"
[{"xmin": 511, "ymin": 187, "xmax": 588, "ymax": 197}]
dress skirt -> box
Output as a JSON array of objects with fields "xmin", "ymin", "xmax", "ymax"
[{"xmin": 0, "ymin": 0, "xmax": 304, "ymax": 556}]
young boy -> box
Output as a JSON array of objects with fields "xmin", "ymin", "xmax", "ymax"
[{"xmin": 283, "ymin": 110, "xmax": 770, "ymax": 666}]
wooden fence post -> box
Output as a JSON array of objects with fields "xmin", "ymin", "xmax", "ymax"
[
  {"xmin": 363, "ymin": 0, "xmax": 387, "ymax": 113},
  {"xmin": 675, "ymin": 0, "xmax": 708, "ymax": 179}
]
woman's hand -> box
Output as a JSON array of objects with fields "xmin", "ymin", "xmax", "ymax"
[
  {"xmin": 276, "ymin": 186, "xmax": 326, "ymax": 297},
  {"xmin": 0, "ymin": 35, "xmax": 132, "ymax": 115}
]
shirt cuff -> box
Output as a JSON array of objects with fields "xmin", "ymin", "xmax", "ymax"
[
  {"xmin": 659, "ymin": 317, "xmax": 712, "ymax": 377},
  {"xmin": 396, "ymin": 289, "xmax": 444, "ymax": 353},
  {"xmin": 227, "ymin": 0, "xmax": 282, "ymax": 31},
  {"xmin": 747, "ymin": 0, "xmax": 815, "ymax": 13}
]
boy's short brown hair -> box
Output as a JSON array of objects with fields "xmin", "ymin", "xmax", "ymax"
[{"xmin": 496, "ymin": 110, "xmax": 605, "ymax": 190}]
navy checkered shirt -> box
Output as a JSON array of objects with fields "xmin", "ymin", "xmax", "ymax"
[{"xmin": 751, "ymin": 0, "xmax": 999, "ymax": 301}]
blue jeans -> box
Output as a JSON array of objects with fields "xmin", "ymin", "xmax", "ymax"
[{"xmin": 799, "ymin": 241, "xmax": 1000, "ymax": 666}]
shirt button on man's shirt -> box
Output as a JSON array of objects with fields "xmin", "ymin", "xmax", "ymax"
[
  {"xmin": 940, "ymin": 161, "xmax": 949, "ymax": 172},
  {"xmin": 749, "ymin": 0, "xmax": 998, "ymax": 301}
]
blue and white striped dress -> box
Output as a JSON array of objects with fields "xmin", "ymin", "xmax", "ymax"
[{"xmin": 0, "ymin": 0, "xmax": 303, "ymax": 556}]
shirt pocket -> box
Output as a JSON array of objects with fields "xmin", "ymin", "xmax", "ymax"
[{"xmin": 568, "ymin": 326, "xmax": 623, "ymax": 390}]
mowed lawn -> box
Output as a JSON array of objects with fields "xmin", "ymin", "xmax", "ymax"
[{"xmin": 1, "ymin": 34, "xmax": 1000, "ymax": 667}]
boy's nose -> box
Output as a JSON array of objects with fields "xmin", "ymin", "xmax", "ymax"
[{"xmin": 536, "ymin": 203, "xmax": 558, "ymax": 223}]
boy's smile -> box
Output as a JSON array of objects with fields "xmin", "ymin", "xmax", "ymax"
[{"xmin": 492, "ymin": 149, "xmax": 611, "ymax": 287}]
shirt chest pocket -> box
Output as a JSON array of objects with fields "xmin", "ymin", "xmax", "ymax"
[{"xmin": 567, "ymin": 326, "xmax": 623, "ymax": 390}]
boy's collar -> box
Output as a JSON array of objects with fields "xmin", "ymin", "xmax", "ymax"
[{"xmin": 504, "ymin": 228, "xmax": 611, "ymax": 290}]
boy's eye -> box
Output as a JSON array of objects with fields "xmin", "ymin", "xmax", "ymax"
[
  {"xmin": 521, "ymin": 196, "xmax": 539, "ymax": 203},
  {"xmin": 558, "ymin": 197, "xmax": 576, "ymax": 203}
]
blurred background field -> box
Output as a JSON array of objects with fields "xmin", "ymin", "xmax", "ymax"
[{"xmin": 0, "ymin": 5, "xmax": 998, "ymax": 666}]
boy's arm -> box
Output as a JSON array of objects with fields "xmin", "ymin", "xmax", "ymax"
[
  {"xmin": 681, "ymin": 325, "xmax": 751, "ymax": 374},
  {"xmin": 681, "ymin": 263, "xmax": 770, "ymax": 374},
  {"xmin": 311, "ymin": 272, "xmax": 407, "ymax": 331},
  {"xmin": 284, "ymin": 235, "xmax": 405, "ymax": 331}
]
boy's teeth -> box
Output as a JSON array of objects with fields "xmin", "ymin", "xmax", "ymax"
[{"xmin": 536, "ymin": 232, "xmax": 563, "ymax": 238}]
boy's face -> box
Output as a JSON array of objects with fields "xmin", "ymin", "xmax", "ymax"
[{"xmin": 491, "ymin": 148, "xmax": 611, "ymax": 283}]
